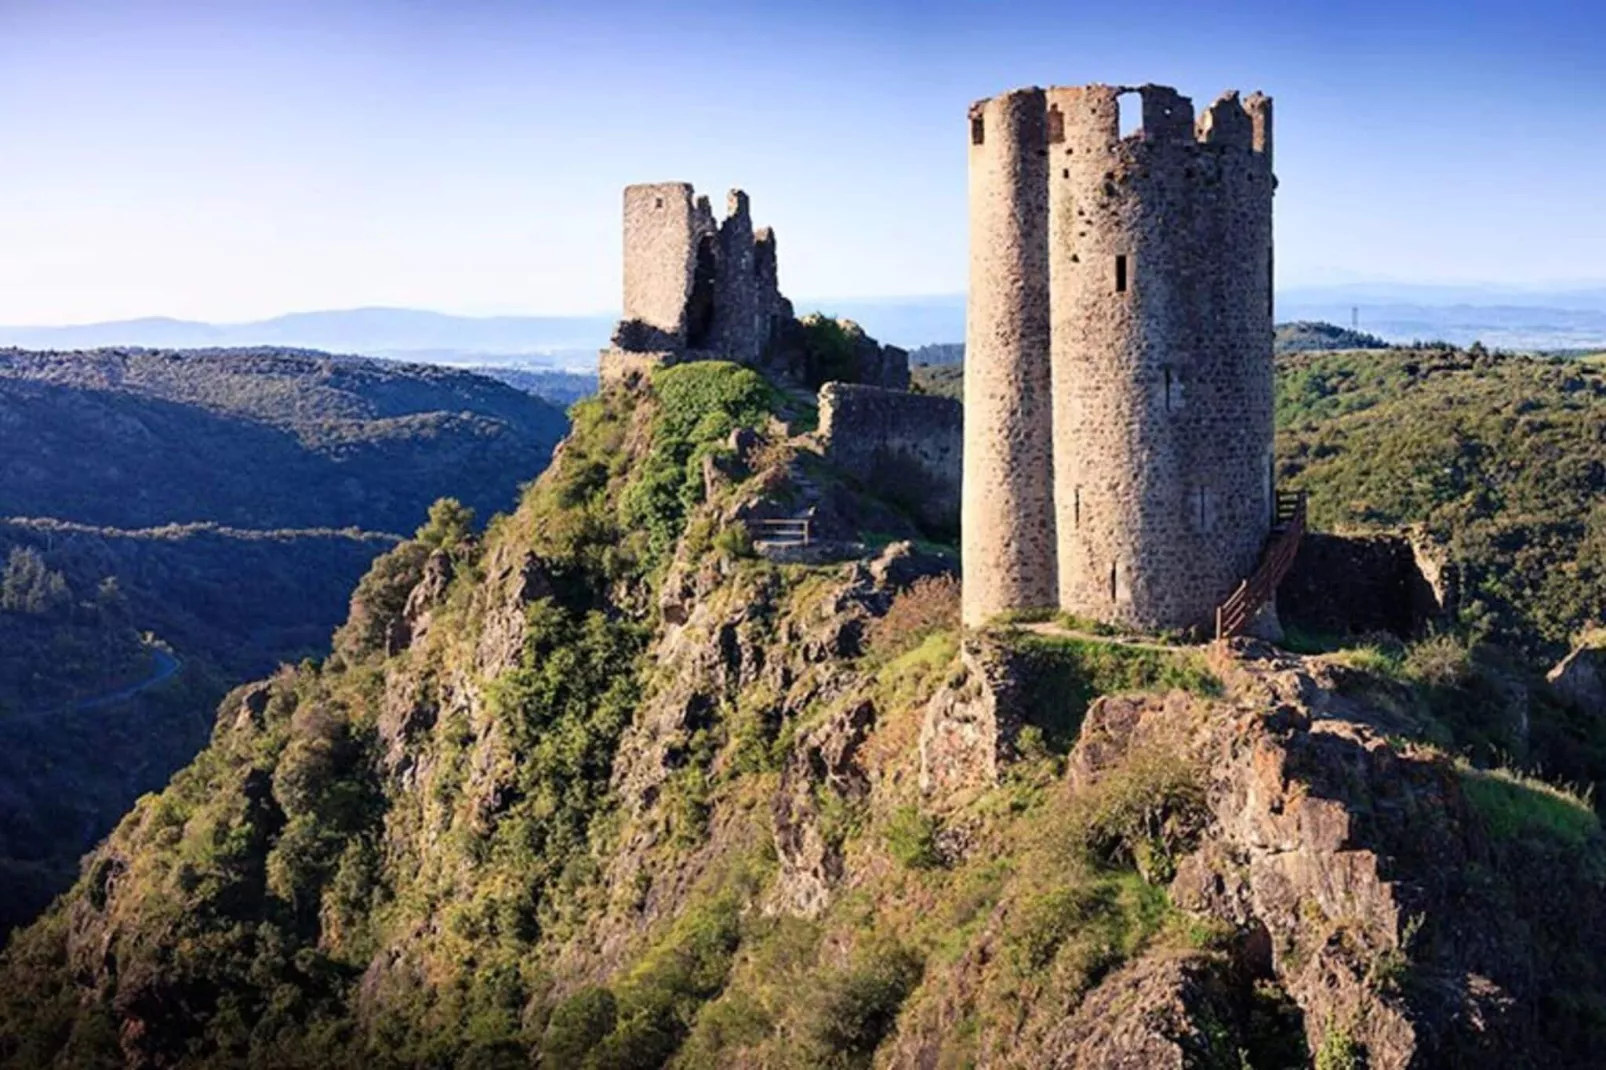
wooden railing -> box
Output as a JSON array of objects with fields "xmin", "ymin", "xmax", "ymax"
[
  {"xmin": 1215, "ymin": 490, "xmax": 1307, "ymax": 641},
  {"xmin": 750, "ymin": 518, "xmax": 812, "ymax": 548}
]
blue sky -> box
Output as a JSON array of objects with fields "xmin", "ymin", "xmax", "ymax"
[{"xmin": 0, "ymin": 0, "xmax": 1602, "ymax": 324}]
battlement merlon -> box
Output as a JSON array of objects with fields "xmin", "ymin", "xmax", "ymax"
[{"xmin": 972, "ymin": 83, "xmax": 1272, "ymax": 162}]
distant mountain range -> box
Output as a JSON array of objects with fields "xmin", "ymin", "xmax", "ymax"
[
  {"xmin": 7, "ymin": 284, "xmax": 1606, "ymax": 361},
  {"xmin": 0, "ymin": 308, "xmax": 614, "ymax": 369}
]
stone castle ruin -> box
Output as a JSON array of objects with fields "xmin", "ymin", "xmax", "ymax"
[
  {"xmin": 962, "ymin": 83, "xmax": 1281, "ymax": 634},
  {"xmin": 600, "ymin": 182, "xmax": 964, "ymax": 531},
  {"xmin": 603, "ymin": 183, "xmax": 791, "ymax": 382},
  {"xmin": 601, "ymin": 182, "xmax": 912, "ymax": 392}
]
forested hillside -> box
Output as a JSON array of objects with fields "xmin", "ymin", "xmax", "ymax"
[
  {"xmin": 1276, "ymin": 345, "xmax": 1606, "ymax": 656},
  {"xmin": 0, "ymin": 347, "xmax": 567, "ymax": 530},
  {"xmin": 0, "ymin": 347, "xmax": 569, "ymax": 938}
]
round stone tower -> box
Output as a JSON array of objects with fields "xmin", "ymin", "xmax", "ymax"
[
  {"xmin": 1049, "ymin": 84, "xmax": 1274, "ymax": 632},
  {"xmin": 960, "ymin": 88, "xmax": 1058, "ymax": 627},
  {"xmin": 961, "ymin": 82, "xmax": 1275, "ymax": 634}
]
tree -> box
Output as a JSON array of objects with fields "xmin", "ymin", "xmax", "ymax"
[
  {"xmin": 1, "ymin": 547, "xmax": 70, "ymax": 617},
  {"xmin": 415, "ymin": 498, "xmax": 475, "ymax": 553}
]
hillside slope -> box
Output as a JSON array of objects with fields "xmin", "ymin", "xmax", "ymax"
[
  {"xmin": 1277, "ymin": 345, "xmax": 1606, "ymax": 656},
  {"xmin": 0, "ymin": 347, "xmax": 567, "ymax": 530},
  {"xmin": 3, "ymin": 360, "xmax": 1603, "ymax": 1069},
  {"xmin": 0, "ymin": 348, "xmax": 570, "ymax": 939}
]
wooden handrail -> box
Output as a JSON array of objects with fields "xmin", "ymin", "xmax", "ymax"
[
  {"xmin": 1215, "ymin": 491, "xmax": 1307, "ymax": 640},
  {"xmin": 749, "ymin": 518, "xmax": 812, "ymax": 547}
]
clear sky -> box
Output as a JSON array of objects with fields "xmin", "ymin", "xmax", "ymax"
[{"xmin": 1, "ymin": 0, "xmax": 1603, "ymax": 324}]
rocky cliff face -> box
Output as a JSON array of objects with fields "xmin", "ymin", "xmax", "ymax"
[{"xmin": 2, "ymin": 360, "xmax": 1603, "ymax": 1070}]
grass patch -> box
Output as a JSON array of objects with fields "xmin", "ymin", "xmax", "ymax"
[
  {"xmin": 1458, "ymin": 764, "xmax": 1599, "ymax": 847},
  {"xmin": 1008, "ymin": 634, "xmax": 1221, "ymax": 752}
]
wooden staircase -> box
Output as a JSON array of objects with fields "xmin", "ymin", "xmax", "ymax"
[
  {"xmin": 1214, "ymin": 490, "xmax": 1307, "ymax": 641},
  {"xmin": 750, "ymin": 518, "xmax": 813, "ymax": 549}
]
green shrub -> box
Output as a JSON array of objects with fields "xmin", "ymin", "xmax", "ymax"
[
  {"xmin": 1402, "ymin": 632, "xmax": 1475, "ymax": 689},
  {"xmin": 1007, "ymin": 884, "xmax": 1120, "ymax": 973},
  {"xmin": 1066, "ymin": 743, "xmax": 1207, "ymax": 882},
  {"xmin": 711, "ymin": 522, "xmax": 753, "ymax": 560},
  {"xmin": 619, "ymin": 362, "xmax": 776, "ymax": 569},
  {"xmin": 884, "ymin": 805, "xmax": 943, "ymax": 870},
  {"xmin": 1314, "ymin": 1023, "xmax": 1361, "ymax": 1070},
  {"xmin": 415, "ymin": 497, "xmax": 475, "ymax": 552},
  {"xmin": 798, "ymin": 315, "xmax": 861, "ymax": 386},
  {"xmin": 583, "ymin": 894, "xmax": 743, "ymax": 1068},
  {"xmin": 540, "ymin": 986, "xmax": 618, "ymax": 1068},
  {"xmin": 796, "ymin": 941, "xmax": 923, "ymax": 1068}
]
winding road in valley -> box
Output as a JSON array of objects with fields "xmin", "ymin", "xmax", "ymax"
[{"xmin": 7, "ymin": 647, "xmax": 183, "ymax": 726}]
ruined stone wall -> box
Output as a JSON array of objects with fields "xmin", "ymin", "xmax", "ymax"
[
  {"xmin": 817, "ymin": 382, "xmax": 962, "ymax": 533},
  {"xmin": 710, "ymin": 191, "xmax": 790, "ymax": 364},
  {"xmin": 962, "ymin": 82, "xmax": 1275, "ymax": 633},
  {"xmin": 962, "ymin": 88, "xmax": 1058, "ymax": 626},
  {"xmin": 1049, "ymin": 83, "xmax": 1275, "ymax": 633},
  {"xmin": 1280, "ymin": 531, "xmax": 1454, "ymax": 639}
]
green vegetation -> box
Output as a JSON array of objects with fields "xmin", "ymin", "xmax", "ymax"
[
  {"xmin": 1314, "ymin": 1023, "xmax": 1362, "ymax": 1070},
  {"xmin": 797, "ymin": 315, "xmax": 862, "ymax": 385},
  {"xmin": 12, "ymin": 332, "xmax": 1606, "ymax": 1068},
  {"xmin": 0, "ymin": 346, "xmax": 567, "ymax": 532},
  {"xmin": 1006, "ymin": 633, "xmax": 1221, "ymax": 752},
  {"xmin": 1458, "ymin": 764, "xmax": 1599, "ymax": 847},
  {"xmin": 883, "ymin": 805, "xmax": 943, "ymax": 870},
  {"xmin": 620, "ymin": 361, "xmax": 777, "ymax": 568},
  {"xmin": 1064, "ymin": 741, "xmax": 1207, "ymax": 883},
  {"xmin": 0, "ymin": 345, "xmax": 571, "ymax": 939},
  {"xmin": 1277, "ymin": 346, "xmax": 1606, "ymax": 656}
]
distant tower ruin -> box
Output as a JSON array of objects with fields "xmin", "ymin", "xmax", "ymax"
[
  {"xmin": 962, "ymin": 83, "xmax": 1276, "ymax": 633},
  {"xmin": 603, "ymin": 183, "xmax": 792, "ymax": 383}
]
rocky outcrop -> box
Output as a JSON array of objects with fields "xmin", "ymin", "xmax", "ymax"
[
  {"xmin": 1062, "ymin": 640, "xmax": 1603, "ymax": 1068},
  {"xmin": 1548, "ymin": 640, "xmax": 1606, "ymax": 717},
  {"xmin": 919, "ymin": 637, "xmax": 1024, "ymax": 797},
  {"xmin": 1039, "ymin": 953, "xmax": 1239, "ymax": 1069},
  {"xmin": 771, "ymin": 697, "xmax": 876, "ymax": 916}
]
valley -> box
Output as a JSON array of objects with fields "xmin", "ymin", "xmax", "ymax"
[{"xmin": 0, "ymin": 348, "xmax": 568, "ymax": 936}]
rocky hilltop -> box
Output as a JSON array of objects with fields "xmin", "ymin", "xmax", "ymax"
[{"xmin": 2, "ymin": 357, "xmax": 1604, "ymax": 1069}]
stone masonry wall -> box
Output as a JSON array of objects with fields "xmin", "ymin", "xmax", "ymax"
[
  {"xmin": 621, "ymin": 183, "xmax": 714, "ymax": 347},
  {"xmin": 617, "ymin": 183, "xmax": 788, "ymax": 364},
  {"xmin": 963, "ymin": 82, "xmax": 1275, "ymax": 634},
  {"xmin": 817, "ymin": 382, "xmax": 962, "ymax": 534},
  {"xmin": 1050, "ymin": 84, "xmax": 1275, "ymax": 633},
  {"xmin": 962, "ymin": 88, "xmax": 1059, "ymax": 626}
]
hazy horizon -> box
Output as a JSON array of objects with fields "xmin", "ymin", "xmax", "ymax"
[{"xmin": 4, "ymin": 0, "xmax": 1605, "ymax": 325}]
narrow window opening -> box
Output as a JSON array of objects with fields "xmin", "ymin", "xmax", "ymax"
[
  {"xmin": 1073, "ymin": 487, "xmax": 1081, "ymax": 528},
  {"xmin": 1267, "ymin": 246, "xmax": 1275, "ymax": 319},
  {"xmin": 1118, "ymin": 92, "xmax": 1142, "ymax": 138},
  {"xmin": 1115, "ymin": 254, "xmax": 1128, "ymax": 293},
  {"xmin": 970, "ymin": 115, "xmax": 985, "ymax": 145},
  {"xmin": 1046, "ymin": 105, "xmax": 1064, "ymax": 144},
  {"xmin": 655, "ymin": 196, "xmax": 664, "ymax": 209},
  {"xmin": 1163, "ymin": 367, "xmax": 1173, "ymax": 411},
  {"xmin": 1109, "ymin": 563, "xmax": 1118, "ymax": 602},
  {"xmin": 1063, "ymin": 168, "xmax": 1070, "ymax": 179}
]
